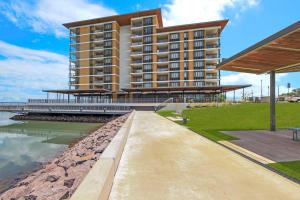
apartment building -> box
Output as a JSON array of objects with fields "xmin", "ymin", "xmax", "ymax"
[{"xmin": 47, "ymin": 8, "xmax": 247, "ymax": 102}]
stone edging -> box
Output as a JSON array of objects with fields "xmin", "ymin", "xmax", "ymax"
[{"xmin": 69, "ymin": 110, "xmax": 135, "ymax": 200}]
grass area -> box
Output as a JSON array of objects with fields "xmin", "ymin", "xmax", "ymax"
[
  {"xmin": 158, "ymin": 103, "xmax": 300, "ymax": 141},
  {"xmin": 268, "ymin": 161, "xmax": 300, "ymax": 181}
]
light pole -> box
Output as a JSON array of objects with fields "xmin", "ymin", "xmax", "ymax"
[{"xmin": 260, "ymin": 79, "xmax": 263, "ymax": 100}]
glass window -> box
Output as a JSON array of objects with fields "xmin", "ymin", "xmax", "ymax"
[
  {"xmin": 143, "ymin": 17, "xmax": 153, "ymax": 26},
  {"xmin": 184, "ymin": 52, "xmax": 188, "ymax": 60},
  {"xmin": 104, "ymin": 32, "xmax": 112, "ymax": 39},
  {"xmin": 194, "ymin": 30, "xmax": 204, "ymax": 39},
  {"xmin": 184, "ymin": 32, "xmax": 189, "ymax": 40},
  {"xmin": 104, "ymin": 23, "xmax": 112, "ymax": 31},
  {"xmin": 143, "ymin": 27, "xmax": 153, "ymax": 35},
  {"xmin": 143, "ymin": 64, "xmax": 152, "ymax": 72},
  {"xmin": 194, "ymin": 50, "xmax": 204, "ymax": 59},
  {"xmin": 104, "ymin": 49, "xmax": 112, "ymax": 56},
  {"xmin": 194, "ymin": 81, "xmax": 204, "ymax": 86},
  {"xmin": 104, "ymin": 58, "xmax": 112, "ymax": 65},
  {"xmin": 170, "ymin": 62, "xmax": 180, "ymax": 70},
  {"xmin": 184, "ymin": 62, "xmax": 189, "ymax": 70},
  {"xmin": 143, "ymin": 55, "xmax": 152, "ymax": 62},
  {"xmin": 170, "ymin": 52, "xmax": 180, "ymax": 60},
  {"xmin": 170, "ymin": 33, "xmax": 179, "ymax": 41},
  {"xmin": 170, "ymin": 82, "xmax": 180, "ymax": 87},
  {"xmin": 184, "ymin": 71, "xmax": 188, "ymax": 80},
  {"xmin": 170, "ymin": 72, "xmax": 180, "ymax": 79},
  {"xmin": 184, "ymin": 42, "xmax": 188, "ymax": 50},
  {"xmin": 143, "ymin": 36, "xmax": 152, "ymax": 44},
  {"xmin": 170, "ymin": 43, "xmax": 180, "ymax": 51},
  {"xmin": 194, "ymin": 61, "xmax": 204, "ymax": 69},
  {"xmin": 194, "ymin": 71, "xmax": 204, "ymax": 79},
  {"xmin": 143, "ymin": 83, "xmax": 152, "ymax": 88},
  {"xmin": 194, "ymin": 40, "xmax": 204, "ymax": 49},
  {"xmin": 143, "ymin": 45, "xmax": 152, "ymax": 53},
  {"xmin": 104, "ymin": 40, "xmax": 112, "ymax": 48}
]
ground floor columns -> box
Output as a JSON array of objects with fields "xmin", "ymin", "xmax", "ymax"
[{"xmin": 270, "ymin": 70, "xmax": 276, "ymax": 131}]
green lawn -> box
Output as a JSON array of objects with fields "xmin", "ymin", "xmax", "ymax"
[
  {"xmin": 268, "ymin": 161, "xmax": 300, "ymax": 181},
  {"xmin": 159, "ymin": 103, "xmax": 300, "ymax": 141},
  {"xmin": 159, "ymin": 103, "xmax": 300, "ymax": 182}
]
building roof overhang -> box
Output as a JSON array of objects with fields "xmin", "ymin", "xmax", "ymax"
[
  {"xmin": 43, "ymin": 89, "xmax": 110, "ymax": 95},
  {"xmin": 121, "ymin": 85, "xmax": 251, "ymax": 94},
  {"xmin": 217, "ymin": 20, "xmax": 300, "ymax": 74},
  {"xmin": 63, "ymin": 8, "xmax": 163, "ymax": 28},
  {"xmin": 157, "ymin": 19, "xmax": 229, "ymax": 33}
]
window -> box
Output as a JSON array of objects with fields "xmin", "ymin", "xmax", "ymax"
[
  {"xmin": 170, "ymin": 62, "xmax": 180, "ymax": 70},
  {"xmin": 143, "ymin": 64, "xmax": 152, "ymax": 72},
  {"xmin": 104, "ymin": 75, "xmax": 112, "ymax": 82},
  {"xmin": 104, "ymin": 32, "xmax": 112, "ymax": 39},
  {"xmin": 184, "ymin": 71, "xmax": 188, "ymax": 80},
  {"xmin": 194, "ymin": 30, "xmax": 204, "ymax": 39},
  {"xmin": 194, "ymin": 81, "xmax": 204, "ymax": 86},
  {"xmin": 103, "ymin": 84, "xmax": 112, "ymax": 90},
  {"xmin": 143, "ymin": 27, "xmax": 153, "ymax": 35},
  {"xmin": 104, "ymin": 23, "xmax": 112, "ymax": 31},
  {"xmin": 184, "ymin": 42, "xmax": 188, "ymax": 50},
  {"xmin": 194, "ymin": 61, "xmax": 204, "ymax": 69},
  {"xmin": 143, "ymin": 36, "xmax": 152, "ymax": 44},
  {"xmin": 143, "ymin": 55, "xmax": 152, "ymax": 62},
  {"xmin": 104, "ymin": 58, "xmax": 112, "ymax": 65},
  {"xmin": 169, "ymin": 43, "xmax": 180, "ymax": 51},
  {"xmin": 194, "ymin": 40, "xmax": 204, "ymax": 49},
  {"xmin": 103, "ymin": 67, "xmax": 112, "ymax": 74},
  {"xmin": 104, "ymin": 49, "xmax": 112, "ymax": 57},
  {"xmin": 143, "ymin": 45, "xmax": 152, "ymax": 53},
  {"xmin": 194, "ymin": 71, "xmax": 204, "ymax": 80},
  {"xmin": 143, "ymin": 17, "xmax": 153, "ymax": 26},
  {"xmin": 184, "ymin": 52, "xmax": 188, "ymax": 60},
  {"xmin": 143, "ymin": 73, "xmax": 152, "ymax": 80},
  {"xmin": 170, "ymin": 33, "xmax": 179, "ymax": 41},
  {"xmin": 170, "ymin": 52, "xmax": 180, "ymax": 60},
  {"xmin": 170, "ymin": 72, "xmax": 180, "ymax": 79},
  {"xmin": 104, "ymin": 40, "xmax": 112, "ymax": 48},
  {"xmin": 170, "ymin": 82, "xmax": 180, "ymax": 87},
  {"xmin": 184, "ymin": 62, "xmax": 189, "ymax": 70},
  {"xmin": 143, "ymin": 83, "xmax": 152, "ymax": 88},
  {"xmin": 194, "ymin": 51, "xmax": 204, "ymax": 59},
  {"xmin": 184, "ymin": 32, "xmax": 189, "ymax": 40}
]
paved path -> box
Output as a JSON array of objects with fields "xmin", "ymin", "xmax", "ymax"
[
  {"xmin": 223, "ymin": 130, "xmax": 300, "ymax": 162},
  {"xmin": 109, "ymin": 111, "xmax": 300, "ymax": 200}
]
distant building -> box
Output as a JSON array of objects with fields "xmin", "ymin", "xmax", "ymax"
[{"xmin": 45, "ymin": 8, "xmax": 249, "ymax": 102}]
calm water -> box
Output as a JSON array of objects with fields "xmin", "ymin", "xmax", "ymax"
[{"xmin": 0, "ymin": 112, "xmax": 100, "ymax": 193}]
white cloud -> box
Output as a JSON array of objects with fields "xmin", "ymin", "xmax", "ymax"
[
  {"xmin": 0, "ymin": 41, "xmax": 68, "ymax": 101},
  {"xmin": 0, "ymin": 0, "xmax": 117, "ymax": 37},
  {"xmin": 162, "ymin": 0, "xmax": 259, "ymax": 26},
  {"xmin": 221, "ymin": 72, "xmax": 291, "ymax": 99}
]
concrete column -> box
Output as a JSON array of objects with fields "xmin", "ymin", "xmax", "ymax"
[{"xmin": 270, "ymin": 70, "xmax": 276, "ymax": 131}]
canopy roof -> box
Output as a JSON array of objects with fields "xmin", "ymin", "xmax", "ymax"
[
  {"xmin": 122, "ymin": 85, "xmax": 251, "ymax": 94},
  {"xmin": 217, "ymin": 20, "xmax": 300, "ymax": 74},
  {"xmin": 43, "ymin": 89, "xmax": 109, "ymax": 94}
]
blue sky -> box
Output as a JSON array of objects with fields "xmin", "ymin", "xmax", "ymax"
[{"xmin": 0, "ymin": 0, "xmax": 299, "ymax": 101}]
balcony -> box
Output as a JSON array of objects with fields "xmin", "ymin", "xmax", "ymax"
[
  {"xmin": 206, "ymin": 44, "xmax": 219, "ymax": 48},
  {"xmin": 157, "ymin": 39, "xmax": 168, "ymax": 44},
  {"xmin": 131, "ymin": 78, "xmax": 143, "ymax": 83},
  {"xmin": 206, "ymin": 34, "xmax": 218, "ymax": 38},
  {"xmin": 206, "ymin": 65, "xmax": 216, "ymax": 70},
  {"xmin": 132, "ymin": 60, "xmax": 143, "ymax": 64},
  {"xmin": 131, "ymin": 51, "xmax": 143, "ymax": 55},
  {"xmin": 131, "ymin": 69, "xmax": 143, "ymax": 74},
  {"xmin": 157, "ymin": 58, "xmax": 168, "ymax": 63},
  {"xmin": 206, "ymin": 54, "xmax": 218, "ymax": 59}
]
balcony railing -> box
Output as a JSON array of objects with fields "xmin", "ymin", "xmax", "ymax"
[{"xmin": 206, "ymin": 34, "xmax": 218, "ymax": 38}]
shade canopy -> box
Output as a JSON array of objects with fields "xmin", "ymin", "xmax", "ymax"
[
  {"xmin": 43, "ymin": 89, "xmax": 110, "ymax": 95},
  {"xmin": 122, "ymin": 85, "xmax": 251, "ymax": 94},
  {"xmin": 217, "ymin": 20, "xmax": 300, "ymax": 74}
]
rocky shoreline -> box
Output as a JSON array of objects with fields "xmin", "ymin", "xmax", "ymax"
[
  {"xmin": 0, "ymin": 113, "xmax": 129, "ymax": 200},
  {"xmin": 11, "ymin": 114, "xmax": 119, "ymax": 123}
]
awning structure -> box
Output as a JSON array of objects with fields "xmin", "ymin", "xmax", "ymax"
[
  {"xmin": 217, "ymin": 20, "xmax": 300, "ymax": 131},
  {"xmin": 218, "ymin": 20, "xmax": 300, "ymax": 74},
  {"xmin": 122, "ymin": 85, "xmax": 251, "ymax": 94},
  {"xmin": 43, "ymin": 89, "xmax": 110, "ymax": 95}
]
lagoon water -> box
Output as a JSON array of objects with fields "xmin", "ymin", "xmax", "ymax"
[{"xmin": 0, "ymin": 112, "xmax": 100, "ymax": 193}]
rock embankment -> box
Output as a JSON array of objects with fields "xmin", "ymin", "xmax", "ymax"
[{"xmin": 0, "ymin": 113, "xmax": 129, "ymax": 200}]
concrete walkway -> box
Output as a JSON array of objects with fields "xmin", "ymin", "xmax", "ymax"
[{"xmin": 109, "ymin": 111, "xmax": 300, "ymax": 200}]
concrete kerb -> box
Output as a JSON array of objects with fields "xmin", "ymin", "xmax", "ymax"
[{"xmin": 70, "ymin": 110, "xmax": 135, "ymax": 200}]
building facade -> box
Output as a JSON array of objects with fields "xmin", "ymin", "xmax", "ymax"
[{"xmin": 60, "ymin": 8, "xmax": 231, "ymax": 102}]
